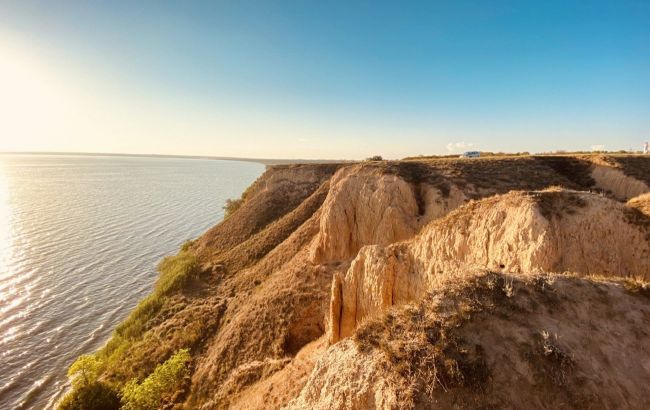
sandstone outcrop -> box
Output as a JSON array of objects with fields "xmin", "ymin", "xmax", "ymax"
[
  {"xmin": 330, "ymin": 189, "xmax": 650, "ymax": 342},
  {"xmin": 309, "ymin": 165, "xmax": 468, "ymax": 264},
  {"xmin": 309, "ymin": 166, "xmax": 421, "ymax": 264}
]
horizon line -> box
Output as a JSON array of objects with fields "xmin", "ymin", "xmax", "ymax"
[{"xmin": 0, "ymin": 150, "xmax": 351, "ymax": 166}]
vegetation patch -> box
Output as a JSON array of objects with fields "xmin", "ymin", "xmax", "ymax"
[
  {"xmin": 622, "ymin": 206, "xmax": 650, "ymax": 241},
  {"xmin": 60, "ymin": 355, "xmax": 120, "ymax": 410},
  {"xmin": 352, "ymin": 273, "xmax": 527, "ymax": 406},
  {"xmin": 58, "ymin": 382, "xmax": 120, "ymax": 410},
  {"xmin": 64, "ymin": 247, "xmax": 198, "ymax": 401},
  {"xmin": 601, "ymin": 155, "xmax": 650, "ymax": 186},
  {"xmin": 621, "ymin": 278, "xmax": 650, "ymax": 299},
  {"xmin": 113, "ymin": 250, "xmax": 198, "ymax": 341},
  {"xmin": 532, "ymin": 156, "xmax": 596, "ymax": 189},
  {"xmin": 523, "ymin": 330, "xmax": 575, "ymax": 387},
  {"xmin": 531, "ymin": 189, "xmax": 587, "ymax": 220},
  {"xmin": 223, "ymin": 178, "xmax": 259, "ymax": 218},
  {"xmin": 627, "ymin": 194, "xmax": 650, "ymax": 217},
  {"xmin": 122, "ymin": 349, "xmax": 191, "ymax": 410},
  {"xmin": 61, "ymin": 349, "xmax": 191, "ymax": 410}
]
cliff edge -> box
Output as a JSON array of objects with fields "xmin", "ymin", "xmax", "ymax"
[{"xmin": 61, "ymin": 154, "xmax": 650, "ymax": 410}]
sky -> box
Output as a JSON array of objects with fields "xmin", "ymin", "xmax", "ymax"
[{"xmin": 0, "ymin": 0, "xmax": 648, "ymax": 159}]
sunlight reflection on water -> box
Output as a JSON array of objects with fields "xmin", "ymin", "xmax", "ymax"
[{"xmin": 0, "ymin": 155, "xmax": 263, "ymax": 409}]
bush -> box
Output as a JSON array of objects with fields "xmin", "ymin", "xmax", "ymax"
[
  {"xmin": 59, "ymin": 355, "xmax": 119, "ymax": 410},
  {"xmin": 365, "ymin": 155, "xmax": 383, "ymax": 161},
  {"xmin": 223, "ymin": 180, "xmax": 259, "ymax": 219},
  {"xmin": 180, "ymin": 239, "xmax": 194, "ymax": 252},
  {"xmin": 68, "ymin": 355, "xmax": 102, "ymax": 388},
  {"xmin": 58, "ymin": 382, "xmax": 120, "ymax": 410},
  {"xmin": 121, "ymin": 349, "xmax": 191, "ymax": 410},
  {"xmin": 92, "ymin": 249, "xmax": 197, "ymax": 381},
  {"xmin": 223, "ymin": 197, "xmax": 243, "ymax": 218}
]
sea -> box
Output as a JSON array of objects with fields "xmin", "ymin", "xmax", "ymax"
[{"xmin": 0, "ymin": 154, "xmax": 264, "ymax": 409}]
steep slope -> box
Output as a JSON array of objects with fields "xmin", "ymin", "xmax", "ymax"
[
  {"xmin": 588, "ymin": 156, "xmax": 650, "ymax": 200},
  {"xmin": 290, "ymin": 272, "xmax": 650, "ymax": 409}
]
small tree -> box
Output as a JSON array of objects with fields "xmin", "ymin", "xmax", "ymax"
[
  {"xmin": 223, "ymin": 198, "xmax": 243, "ymax": 218},
  {"xmin": 60, "ymin": 355, "xmax": 118, "ymax": 410},
  {"xmin": 121, "ymin": 349, "xmax": 191, "ymax": 410},
  {"xmin": 68, "ymin": 355, "xmax": 101, "ymax": 388},
  {"xmin": 365, "ymin": 155, "xmax": 383, "ymax": 161}
]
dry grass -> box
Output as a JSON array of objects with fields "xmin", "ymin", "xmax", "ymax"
[
  {"xmin": 532, "ymin": 156, "xmax": 596, "ymax": 188},
  {"xmin": 600, "ymin": 155, "xmax": 650, "ymax": 186},
  {"xmin": 524, "ymin": 330, "xmax": 576, "ymax": 387},
  {"xmin": 195, "ymin": 164, "xmax": 340, "ymax": 258},
  {"xmin": 353, "ymin": 273, "xmax": 525, "ymax": 406},
  {"xmin": 531, "ymin": 188, "xmax": 588, "ymax": 219},
  {"xmin": 215, "ymin": 181, "xmax": 330, "ymax": 273},
  {"xmin": 622, "ymin": 206, "xmax": 650, "ymax": 241},
  {"xmin": 348, "ymin": 272, "xmax": 617, "ymax": 408},
  {"xmin": 620, "ymin": 277, "xmax": 650, "ymax": 299},
  {"xmin": 420, "ymin": 156, "xmax": 584, "ymax": 195}
]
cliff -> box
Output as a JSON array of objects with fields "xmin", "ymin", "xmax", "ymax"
[{"xmin": 62, "ymin": 154, "xmax": 650, "ymax": 409}]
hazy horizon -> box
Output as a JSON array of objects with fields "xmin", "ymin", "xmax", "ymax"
[{"xmin": 1, "ymin": 1, "xmax": 648, "ymax": 159}]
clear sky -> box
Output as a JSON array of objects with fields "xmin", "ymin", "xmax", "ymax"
[{"xmin": 0, "ymin": 1, "xmax": 648, "ymax": 159}]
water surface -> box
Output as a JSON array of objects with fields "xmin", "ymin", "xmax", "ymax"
[{"xmin": 0, "ymin": 155, "xmax": 264, "ymax": 409}]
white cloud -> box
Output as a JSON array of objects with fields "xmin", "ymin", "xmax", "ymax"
[
  {"xmin": 446, "ymin": 141, "xmax": 474, "ymax": 152},
  {"xmin": 591, "ymin": 144, "xmax": 605, "ymax": 151}
]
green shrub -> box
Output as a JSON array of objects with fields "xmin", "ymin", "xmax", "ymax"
[
  {"xmin": 223, "ymin": 197, "xmax": 243, "ymax": 218},
  {"xmin": 58, "ymin": 382, "xmax": 120, "ymax": 410},
  {"xmin": 155, "ymin": 252, "xmax": 198, "ymax": 295},
  {"xmin": 93, "ymin": 249, "xmax": 197, "ymax": 379},
  {"xmin": 223, "ymin": 180, "xmax": 259, "ymax": 219},
  {"xmin": 59, "ymin": 355, "xmax": 119, "ymax": 410},
  {"xmin": 180, "ymin": 239, "xmax": 194, "ymax": 252},
  {"xmin": 110, "ymin": 250, "xmax": 197, "ymax": 343},
  {"xmin": 121, "ymin": 349, "xmax": 191, "ymax": 410},
  {"xmin": 68, "ymin": 354, "xmax": 102, "ymax": 388},
  {"xmin": 63, "ymin": 246, "xmax": 198, "ymax": 409}
]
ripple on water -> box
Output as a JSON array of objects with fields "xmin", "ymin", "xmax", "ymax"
[{"xmin": 0, "ymin": 155, "xmax": 264, "ymax": 409}]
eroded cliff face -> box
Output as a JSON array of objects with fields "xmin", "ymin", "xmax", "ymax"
[
  {"xmin": 590, "ymin": 164, "xmax": 650, "ymax": 200},
  {"xmin": 309, "ymin": 166, "xmax": 422, "ymax": 264},
  {"xmin": 292, "ymin": 273, "xmax": 650, "ymax": 410},
  {"xmin": 329, "ymin": 189, "xmax": 650, "ymax": 342},
  {"xmin": 80, "ymin": 155, "xmax": 650, "ymax": 410}
]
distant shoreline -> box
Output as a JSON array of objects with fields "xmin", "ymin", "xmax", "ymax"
[{"xmin": 0, "ymin": 151, "xmax": 346, "ymax": 166}]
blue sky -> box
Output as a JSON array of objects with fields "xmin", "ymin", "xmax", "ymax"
[{"xmin": 0, "ymin": 0, "xmax": 648, "ymax": 159}]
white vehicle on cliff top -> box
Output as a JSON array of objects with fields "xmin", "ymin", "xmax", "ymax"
[{"xmin": 460, "ymin": 151, "xmax": 480, "ymax": 158}]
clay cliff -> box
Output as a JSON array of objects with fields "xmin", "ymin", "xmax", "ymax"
[{"xmin": 62, "ymin": 154, "xmax": 650, "ymax": 410}]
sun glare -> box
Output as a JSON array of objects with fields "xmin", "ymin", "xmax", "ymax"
[{"xmin": 0, "ymin": 39, "xmax": 70, "ymax": 151}]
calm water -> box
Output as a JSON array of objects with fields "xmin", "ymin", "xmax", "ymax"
[{"xmin": 0, "ymin": 155, "xmax": 264, "ymax": 409}]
